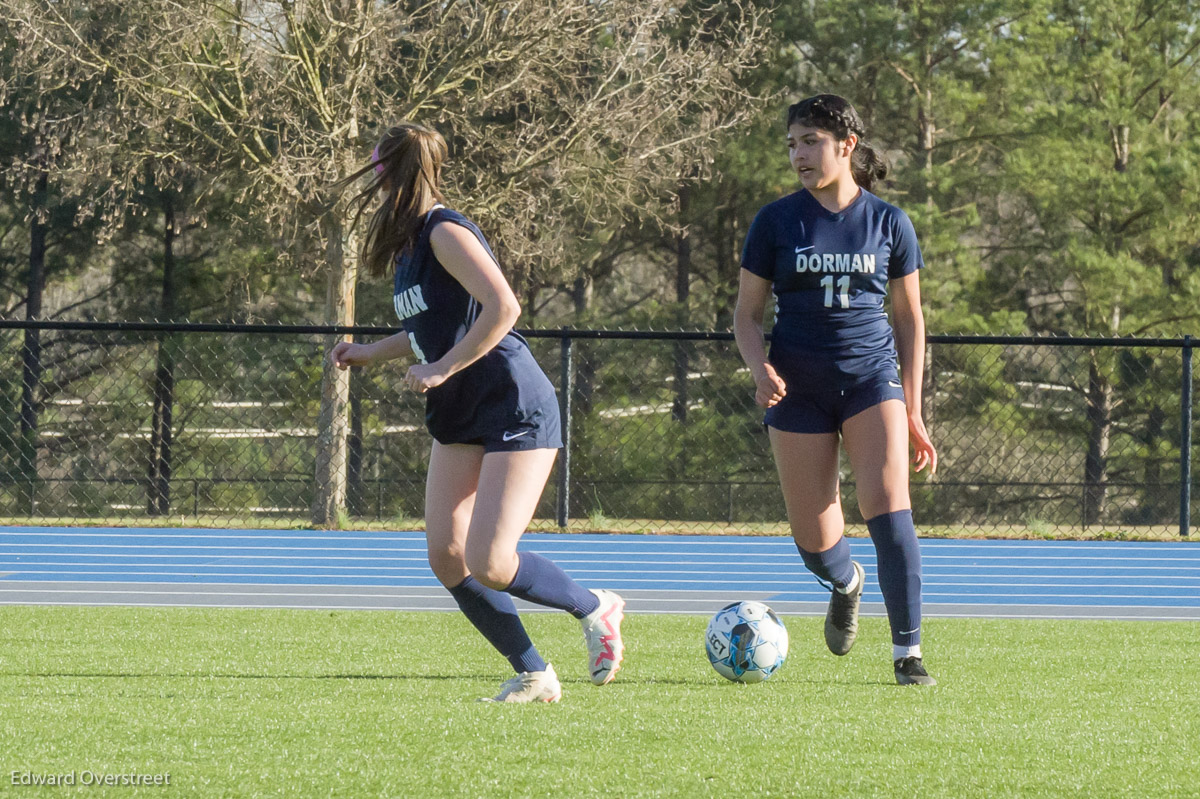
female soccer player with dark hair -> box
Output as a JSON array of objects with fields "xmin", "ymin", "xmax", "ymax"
[
  {"xmin": 331, "ymin": 123, "xmax": 624, "ymax": 702},
  {"xmin": 733, "ymin": 95, "xmax": 938, "ymax": 685}
]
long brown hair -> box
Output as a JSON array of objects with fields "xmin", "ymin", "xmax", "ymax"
[
  {"xmin": 346, "ymin": 123, "xmax": 448, "ymax": 279},
  {"xmin": 787, "ymin": 94, "xmax": 889, "ymax": 192}
]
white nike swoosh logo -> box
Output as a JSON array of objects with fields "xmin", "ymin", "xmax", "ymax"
[
  {"xmin": 501, "ymin": 430, "xmax": 531, "ymax": 442},
  {"xmin": 900, "ymin": 628, "xmax": 920, "ymax": 635},
  {"xmin": 888, "ymin": 381, "xmax": 902, "ymax": 388},
  {"xmin": 794, "ymin": 245, "xmax": 814, "ymax": 253}
]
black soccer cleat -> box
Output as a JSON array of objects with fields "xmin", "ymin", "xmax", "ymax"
[
  {"xmin": 824, "ymin": 561, "xmax": 864, "ymax": 656},
  {"xmin": 894, "ymin": 656, "xmax": 937, "ymax": 686}
]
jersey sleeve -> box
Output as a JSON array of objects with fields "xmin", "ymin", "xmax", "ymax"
[
  {"xmin": 427, "ymin": 209, "xmax": 502, "ymax": 272},
  {"xmin": 887, "ymin": 210, "xmax": 925, "ymax": 279},
  {"xmin": 740, "ymin": 206, "xmax": 777, "ymax": 280}
]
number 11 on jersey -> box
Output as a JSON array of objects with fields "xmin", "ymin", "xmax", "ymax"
[{"xmin": 821, "ymin": 275, "xmax": 850, "ymax": 308}]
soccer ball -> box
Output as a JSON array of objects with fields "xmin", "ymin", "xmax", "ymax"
[{"xmin": 704, "ymin": 601, "xmax": 789, "ymax": 683}]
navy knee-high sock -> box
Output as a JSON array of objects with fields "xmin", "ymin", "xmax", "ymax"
[
  {"xmin": 504, "ymin": 552, "xmax": 600, "ymax": 619},
  {"xmin": 448, "ymin": 576, "xmax": 545, "ymax": 674},
  {"xmin": 796, "ymin": 536, "xmax": 856, "ymax": 591},
  {"xmin": 866, "ymin": 510, "xmax": 923, "ymax": 646}
]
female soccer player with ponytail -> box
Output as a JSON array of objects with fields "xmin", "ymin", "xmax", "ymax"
[
  {"xmin": 734, "ymin": 95, "xmax": 938, "ymax": 685},
  {"xmin": 331, "ymin": 123, "xmax": 624, "ymax": 702}
]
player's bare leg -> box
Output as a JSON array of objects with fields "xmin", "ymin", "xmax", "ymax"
[
  {"xmin": 424, "ymin": 442, "xmax": 482, "ymax": 587},
  {"xmin": 462, "ymin": 448, "xmax": 558, "ymax": 589},
  {"xmin": 769, "ymin": 427, "xmax": 864, "ymax": 655},
  {"xmin": 768, "ymin": 428, "xmax": 843, "ymax": 552},
  {"xmin": 426, "ymin": 442, "xmax": 553, "ymax": 698},
  {"xmin": 467, "ymin": 448, "xmax": 624, "ymax": 686},
  {"xmin": 841, "ymin": 399, "xmax": 911, "ymax": 520},
  {"xmin": 843, "ymin": 400, "xmax": 935, "ymax": 685}
]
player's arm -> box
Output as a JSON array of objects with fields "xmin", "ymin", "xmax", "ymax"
[
  {"xmin": 733, "ymin": 269, "xmax": 786, "ymax": 409},
  {"xmin": 330, "ymin": 331, "xmax": 413, "ymax": 370},
  {"xmin": 403, "ymin": 222, "xmax": 520, "ymax": 393},
  {"xmin": 891, "ymin": 271, "xmax": 937, "ymax": 475}
]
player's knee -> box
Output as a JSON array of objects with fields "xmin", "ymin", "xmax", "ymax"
[
  {"xmin": 427, "ymin": 544, "xmax": 468, "ymax": 587},
  {"xmin": 464, "ymin": 548, "xmax": 517, "ymax": 590},
  {"xmin": 857, "ymin": 487, "xmax": 910, "ymax": 520},
  {"xmin": 789, "ymin": 525, "xmax": 837, "ymax": 553}
]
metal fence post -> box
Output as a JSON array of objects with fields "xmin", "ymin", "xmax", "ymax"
[
  {"xmin": 1182, "ymin": 335, "xmax": 1193, "ymax": 538},
  {"xmin": 557, "ymin": 334, "xmax": 573, "ymax": 529}
]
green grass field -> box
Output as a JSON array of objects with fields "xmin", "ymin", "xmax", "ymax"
[{"xmin": 1, "ymin": 607, "xmax": 1197, "ymax": 798}]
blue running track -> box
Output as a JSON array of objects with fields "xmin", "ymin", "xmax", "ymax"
[{"xmin": 1, "ymin": 526, "xmax": 1198, "ymax": 620}]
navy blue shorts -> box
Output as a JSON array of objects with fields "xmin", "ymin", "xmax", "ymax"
[
  {"xmin": 764, "ymin": 374, "xmax": 906, "ymax": 434},
  {"xmin": 426, "ymin": 346, "xmax": 563, "ymax": 453},
  {"xmin": 467, "ymin": 399, "xmax": 563, "ymax": 453}
]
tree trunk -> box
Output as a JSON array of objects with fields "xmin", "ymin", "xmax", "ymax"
[
  {"xmin": 147, "ymin": 191, "xmax": 178, "ymax": 516},
  {"xmin": 669, "ymin": 184, "xmax": 692, "ymax": 519},
  {"xmin": 919, "ymin": 43, "xmax": 935, "ymax": 208},
  {"xmin": 347, "ymin": 365, "xmax": 365, "ymax": 517},
  {"xmin": 1082, "ymin": 300, "xmax": 1122, "ymax": 527},
  {"xmin": 568, "ymin": 273, "xmax": 593, "ymax": 520},
  {"xmin": 571, "ymin": 274, "xmax": 596, "ymax": 416},
  {"xmin": 713, "ymin": 186, "xmax": 737, "ymax": 331},
  {"xmin": 1143, "ymin": 404, "xmax": 1166, "ymax": 521},
  {"xmin": 311, "ymin": 209, "xmax": 358, "ymax": 527},
  {"xmin": 1110, "ymin": 124, "xmax": 1130, "ymax": 172},
  {"xmin": 19, "ymin": 171, "xmax": 48, "ymax": 514},
  {"xmin": 1083, "ymin": 353, "xmax": 1113, "ymax": 526},
  {"xmin": 672, "ymin": 184, "xmax": 691, "ymax": 424}
]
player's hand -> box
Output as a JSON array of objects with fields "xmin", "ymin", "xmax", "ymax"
[
  {"xmin": 330, "ymin": 341, "xmax": 373, "ymax": 370},
  {"xmin": 404, "ymin": 362, "xmax": 449, "ymax": 393},
  {"xmin": 908, "ymin": 412, "xmax": 938, "ymax": 476},
  {"xmin": 754, "ymin": 365, "xmax": 787, "ymax": 409}
]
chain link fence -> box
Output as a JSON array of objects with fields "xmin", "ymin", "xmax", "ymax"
[{"xmin": 1, "ymin": 321, "xmax": 1195, "ymax": 537}]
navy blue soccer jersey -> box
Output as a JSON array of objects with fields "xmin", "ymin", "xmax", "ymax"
[
  {"xmin": 740, "ymin": 188, "xmax": 924, "ymax": 390},
  {"xmin": 392, "ymin": 206, "xmax": 561, "ymax": 447}
]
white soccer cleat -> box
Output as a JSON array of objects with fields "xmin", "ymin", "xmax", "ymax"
[
  {"xmin": 581, "ymin": 589, "xmax": 625, "ymax": 685},
  {"xmin": 480, "ymin": 663, "xmax": 562, "ymax": 704}
]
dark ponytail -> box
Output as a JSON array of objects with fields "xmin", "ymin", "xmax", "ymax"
[
  {"xmin": 850, "ymin": 142, "xmax": 888, "ymax": 192},
  {"xmin": 787, "ymin": 94, "xmax": 889, "ymax": 191}
]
